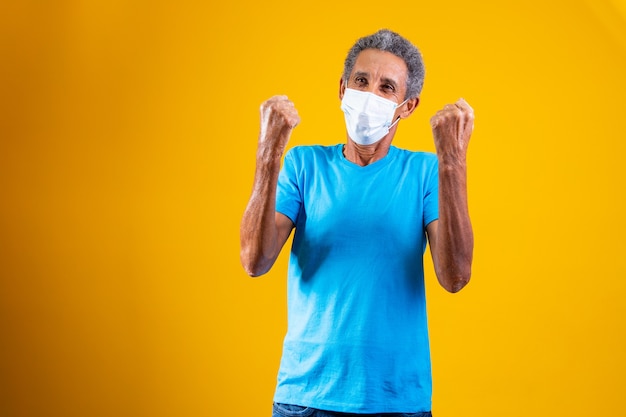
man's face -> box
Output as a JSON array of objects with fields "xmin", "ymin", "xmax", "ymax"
[
  {"xmin": 347, "ymin": 49, "xmax": 408, "ymax": 99},
  {"xmin": 341, "ymin": 48, "xmax": 410, "ymax": 121}
]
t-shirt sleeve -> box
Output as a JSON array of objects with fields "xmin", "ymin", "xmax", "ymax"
[
  {"xmin": 423, "ymin": 156, "xmax": 439, "ymax": 227},
  {"xmin": 276, "ymin": 148, "xmax": 302, "ymax": 225}
]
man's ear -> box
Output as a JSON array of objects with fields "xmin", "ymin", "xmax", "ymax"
[
  {"xmin": 339, "ymin": 77, "xmax": 346, "ymax": 100},
  {"xmin": 400, "ymin": 97, "xmax": 420, "ymax": 119}
]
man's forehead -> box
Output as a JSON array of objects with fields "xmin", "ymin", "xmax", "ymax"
[{"xmin": 351, "ymin": 49, "xmax": 408, "ymax": 79}]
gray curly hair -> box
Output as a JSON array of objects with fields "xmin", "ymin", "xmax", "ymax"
[{"xmin": 342, "ymin": 29, "xmax": 425, "ymax": 100}]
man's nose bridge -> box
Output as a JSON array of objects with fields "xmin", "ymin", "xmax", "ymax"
[
  {"xmin": 366, "ymin": 81, "xmax": 391, "ymax": 101},
  {"xmin": 365, "ymin": 81, "xmax": 381, "ymax": 95},
  {"xmin": 362, "ymin": 91, "xmax": 372, "ymax": 107}
]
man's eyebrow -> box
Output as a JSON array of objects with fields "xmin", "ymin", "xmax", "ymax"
[
  {"xmin": 381, "ymin": 77, "xmax": 399, "ymax": 89},
  {"xmin": 352, "ymin": 71, "xmax": 370, "ymax": 79},
  {"xmin": 352, "ymin": 72, "xmax": 400, "ymax": 89}
]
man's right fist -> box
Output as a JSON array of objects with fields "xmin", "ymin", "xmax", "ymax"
[{"xmin": 258, "ymin": 96, "xmax": 300, "ymax": 155}]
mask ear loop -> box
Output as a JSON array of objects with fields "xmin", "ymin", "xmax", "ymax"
[{"xmin": 389, "ymin": 98, "xmax": 410, "ymax": 129}]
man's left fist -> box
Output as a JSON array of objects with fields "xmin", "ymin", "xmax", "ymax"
[{"xmin": 430, "ymin": 98, "xmax": 474, "ymax": 161}]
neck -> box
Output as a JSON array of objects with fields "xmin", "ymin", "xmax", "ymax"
[
  {"xmin": 343, "ymin": 137, "xmax": 392, "ymax": 166},
  {"xmin": 344, "ymin": 123, "xmax": 399, "ymax": 166}
]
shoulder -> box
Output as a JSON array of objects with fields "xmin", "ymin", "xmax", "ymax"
[
  {"xmin": 393, "ymin": 146, "xmax": 437, "ymax": 160},
  {"xmin": 285, "ymin": 144, "xmax": 341, "ymax": 165},
  {"xmin": 392, "ymin": 146, "xmax": 438, "ymax": 168}
]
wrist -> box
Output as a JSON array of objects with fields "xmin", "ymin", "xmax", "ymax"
[{"xmin": 437, "ymin": 152, "xmax": 467, "ymax": 170}]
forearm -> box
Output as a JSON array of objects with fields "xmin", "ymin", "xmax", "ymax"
[
  {"xmin": 428, "ymin": 98, "xmax": 474, "ymax": 292},
  {"xmin": 239, "ymin": 152, "xmax": 283, "ymax": 277},
  {"xmin": 240, "ymin": 95, "xmax": 300, "ymax": 276},
  {"xmin": 433, "ymin": 159, "xmax": 474, "ymax": 292}
]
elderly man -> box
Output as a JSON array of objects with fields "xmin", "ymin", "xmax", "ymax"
[{"xmin": 240, "ymin": 29, "xmax": 474, "ymax": 417}]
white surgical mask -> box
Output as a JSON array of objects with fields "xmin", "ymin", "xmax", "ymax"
[{"xmin": 340, "ymin": 88, "xmax": 407, "ymax": 146}]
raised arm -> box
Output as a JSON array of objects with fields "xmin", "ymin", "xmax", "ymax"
[
  {"xmin": 426, "ymin": 98, "xmax": 474, "ymax": 293},
  {"xmin": 240, "ymin": 96, "xmax": 299, "ymax": 277}
]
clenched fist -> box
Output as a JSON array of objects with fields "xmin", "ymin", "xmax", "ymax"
[
  {"xmin": 258, "ymin": 95, "xmax": 300, "ymax": 159},
  {"xmin": 430, "ymin": 98, "xmax": 474, "ymax": 162}
]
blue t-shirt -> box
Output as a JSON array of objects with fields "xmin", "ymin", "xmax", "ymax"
[{"xmin": 274, "ymin": 144, "xmax": 439, "ymax": 413}]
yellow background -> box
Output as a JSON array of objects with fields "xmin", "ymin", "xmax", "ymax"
[{"xmin": 1, "ymin": 1, "xmax": 625, "ymax": 416}]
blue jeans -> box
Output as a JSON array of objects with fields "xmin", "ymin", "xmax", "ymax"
[{"xmin": 272, "ymin": 403, "xmax": 432, "ymax": 417}]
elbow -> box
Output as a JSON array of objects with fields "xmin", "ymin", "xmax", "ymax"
[
  {"xmin": 445, "ymin": 275, "xmax": 470, "ymax": 293},
  {"xmin": 241, "ymin": 261, "xmax": 267, "ymax": 278},
  {"xmin": 240, "ymin": 249, "xmax": 270, "ymax": 278},
  {"xmin": 242, "ymin": 264, "xmax": 263, "ymax": 278},
  {"xmin": 435, "ymin": 251, "xmax": 473, "ymax": 293},
  {"xmin": 440, "ymin": 267, "xmax": 472, "ymax": 293}
]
